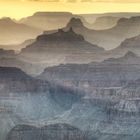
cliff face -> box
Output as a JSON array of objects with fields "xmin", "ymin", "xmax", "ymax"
[
  {"xmin": 0, "ymin": 67, "xmax": 48, "ymax": 95},
  {"xmin": 36, "ymin": 52, "xmax": 140, "ymax": 139},
  {"xmin": 109, "ymin": 34, "xmax": 140, "ymax": 57},
  {"xmin": 64, "ymin": 17, "xmax": 140, "ymax": 50},
  {"xmin": 2, "ymin": 12, "xmax": 140, "ymax": 140},
  {"xmin": 2, "ymin": 53, "xmax": 140, "ymax": 140},
  {"xmin": 38, "ymin": 52, "xmax": 140, "ymax": 91},
  {"xmin": 0, "ymin": 66, "xmax": 84, "ymax": 140},
  {"xmin": 21, "ymin": 28, "xmax": 104, "ymax": 53},
  {"xmin": 19, "ymin": 28, "xmax": 104, "ymax": 67}
]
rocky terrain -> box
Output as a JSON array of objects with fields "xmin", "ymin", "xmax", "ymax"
[
  {"xmin": 6, "ymin": 123, "xmax": 90, "ymax": 140},
  {"xmin": 0, "ymin": 66, "xmax": 83, "ymax": 140},
  {"xmin": 19, "ymin": 27, "xmax": 104, "ymax": 66},
  {"xmin": 1, "ymin": 12, "xmax": 140, "ymax": 140},
  {"xmin": 38, "ymin": 51, "xmax": 140, "ymax": 90}
]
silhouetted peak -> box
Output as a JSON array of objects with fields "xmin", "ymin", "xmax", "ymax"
[
  {"xmin": 67, "ymin": 18, "xmax": 84, "ymax": 27},
  {"xmin": 37, "ymin": 27, "xmax": 84, "ymax": 42}
]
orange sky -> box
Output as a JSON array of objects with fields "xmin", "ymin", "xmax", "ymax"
[{"xmin": 1, "ymin": 0, "xmax": 140, "ymax": 19}]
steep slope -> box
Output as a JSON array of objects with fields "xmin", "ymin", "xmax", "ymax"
[
  {"xmin": 65, "ymin": 16, "xmax": 140, "ymax": 50},
  {"xmin": 109, "ymin": 34, "xmax": 140, "ymax": 57},
  {"xmin": 38, "ymin": 52, "xmax": 140, "ymax": 140},
  {"xmin": 0, "ymin": 66, "xmax": 47, "ymax": 95},
  {"xmin": 0, "ymin": 66, "xmax": 83, "ymax": 139},
  {"xmin": 0, "ymin": 17, "xmax": 42, "ymax": 45},
  {"xmin": 19, "ymin": 28, "xmax": 104, "ymax": 65},
  {"xmin": 19, "ymin": 12, "xmax": 90, "ymax": 31},
  {"xmin": 0, "ymin": 66, "xmax": 82, "ymax": 102},
  {"xmin": 53, "ymin": 97, "xmax": 140, "ymax": 140},
  {"xmin": 51, "ymin": 78, "xmax": 140, "ymax": 140},
  {"xmin": 38, "ymin": 51, "xmax": 140, "ymax": 95}
]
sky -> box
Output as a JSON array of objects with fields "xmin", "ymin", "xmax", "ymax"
[{"xmin": 1, "ymin": 0, "xmax": 140, "ymax": 19}]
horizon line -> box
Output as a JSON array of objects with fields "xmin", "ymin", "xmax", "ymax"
[{"xmin": 1, "ymin": 11, "xmax": 140, "ymax": 20}]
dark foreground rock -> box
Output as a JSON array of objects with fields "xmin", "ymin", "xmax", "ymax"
[{"xmin": 6, "ymin": 123, "xmax": 90, "ymax": 140}]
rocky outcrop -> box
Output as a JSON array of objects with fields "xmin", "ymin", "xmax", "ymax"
[
  {"xmin": 19, "ymin": 28, "xmax": 104, "ymax": 66},
  {"xmin": 64, "ymin": 16, "xmax": 140, "ymax": 50},
  {"xmin": 38, "ymin": 52, "xmax": 140, "ymax": 89}
]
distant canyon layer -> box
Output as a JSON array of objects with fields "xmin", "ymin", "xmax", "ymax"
[
  {"xmin": 1, "ymin": 12, "xmax": 140, "ymax": 49},
  {"xmin": 0, "ymin": 12, "xmax": 140, "ymax": 140}
]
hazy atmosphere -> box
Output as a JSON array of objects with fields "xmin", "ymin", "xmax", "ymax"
[
  {"xmin": 1, "ymin": 0, "xmax": 140, "ymax": 19},
  {"xmin": 1, "ymin": 1, "xmax": 140, "ymax": 140}
]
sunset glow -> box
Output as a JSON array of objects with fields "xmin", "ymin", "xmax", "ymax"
[{"xmin": 1, "ymin": 0, "xmax": 140, "ymax": 19}]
